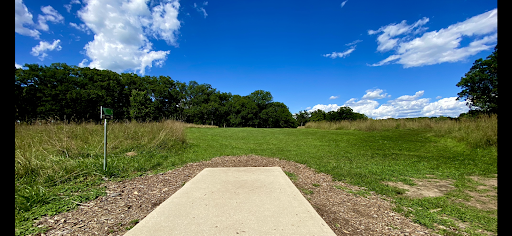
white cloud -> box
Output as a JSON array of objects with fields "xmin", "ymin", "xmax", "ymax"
[
  {"xmin": 422, "ymin": 97, "xmax": 469, "ymax": 117},
  {"xmin": 368, "ymin": 54, "xmax": 400, "ymax": 67},
  {"xmin": 341, "ymin": 0, "xmax": 348, "ymax": 8},
  {"xmin": 308, "ymin": 104, "xmax": 341, "ymax": 113},
  {"xmin": 15, "ymin": 62, "xmax": 23, "ymax": 69},
  {"xmin": 395, "ymin": 90, "xmax": 424, "ymax": 101},
  {"xmin": 361, "ymin": 88, "xmax": 389, "ymax": 100},
  {"xmin": 30, "ymin": 39, "xmax": 62, "ymax": 60},
  {"xmin": 345, "ymin": 39, "xmax": 362, "ymax": 46},
  {"xmin": 193, "ymin": 2, "xmax": 208, "ymax": 18},
  {"xmin": 78, "ymin": 58, "xmax": 88, "ymax": 67},
  {"xmin": 64, "ymin": 0, "xmax": 81, "ymax": 13},
  {"xmin": 77, "ymin": 0, "xmax": 181, "ymax": 74},
  {"xmin": 307, "ymin": 89, "xmax": 468, "ymax": 119},
  {"xmin": 324, "ymin": 39, "xmax": 361, "ymax": 59},
  {"xmin": 37, "ymin": 6, "xmax": 64, "ymax": 31},
  {"xmin": 368, "ymin": 17, "xmax": 429, "ymax": 52},
  {"xmin": 70, "ymin": 22, "xmax": 91, "ymax": 34},
  {"xmin": 15, "ymin": 0, "xmax": 41, "ymax": 38},
  {"xmin": 150, "ymin": 0, "xmax": 181, "ymax": 45},
  {"xmin": 329, "ymin": 96, "xmax": 339, "ymax": 100},
  {"xmin": 435, "ymin": 96, "xmax": 442, "ymax": 99},
  {"xmin": 369, "ymin": 8, "xmax": 497, "ymax": 68},
  {"xmin": 323, "ymin": 46, "xmax": 356, "ymax": 59}
]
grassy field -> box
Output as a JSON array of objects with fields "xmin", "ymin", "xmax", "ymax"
[{"xmin": 15, "ymin": 117, "xmax": 497, "ymax": 235}]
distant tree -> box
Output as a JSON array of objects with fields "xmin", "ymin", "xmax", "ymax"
[
  {"xmin": 333, "ymin": 107, "xmax": 368, "ymax": 121},
  {"xmin": 247, "ymin": 90, "xmax": 273, "ymax": 127},
  {"xmin": 309, "ymin": 109, "xmax": 326, "ymax": 122},
  {"xmin": 261, "ymin": 102, "xmax": 298, "ymax": 128},
  {"xmin": 294, "ymin": 110, "xmax": 310, "ymax": 126},
  {"xmin": 247, "ymin": 90, "xmax": 273, "ymax": 108},
  {"xmin": 129, "ymin": 90, "xmax": 154, "ymax": 121},
  {"xmin": 227, "ymin": 95, "xmax": 258, "ymax": 127},
  {"xmin": 308, "ymin": 107, "xmax": 367, "ymax": 122},
  {"xmin": 456, "ymin": 45, "xmax": 497, "ymax": 114}
]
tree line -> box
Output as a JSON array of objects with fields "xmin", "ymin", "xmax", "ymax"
[
  {"xmin": 14, "ymin": 63, "xmax": 297, "ymax": 128},
  {"xmin": 293, "ymin": 107, "xmax": 368, "ymax": 126}
]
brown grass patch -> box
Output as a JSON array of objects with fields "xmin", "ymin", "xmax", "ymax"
[
  {"xmin": 384, "ymin": 178, "xmax": 455, "ymax": 198},
  {"xmin": 462, "ymin": 175, "xmax": 497, "ymax": 210}
]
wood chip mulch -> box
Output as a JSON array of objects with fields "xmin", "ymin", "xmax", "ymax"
[{"xmin": 35, "ymin": 155, "xmax": 437, "ymax": 235}]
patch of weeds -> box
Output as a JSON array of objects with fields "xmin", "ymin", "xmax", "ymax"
[
  {"xmin": 299, "ymin": 187, "xmax": 313, "ymax": 195},
  {"xmin": 284, "ymin": 171, "xmax": 297, "ymax": 181},
  {"xmin": 312, "ymin": 183, "xmax": 320, "ymax": 187},
  {"xmin": 393, "ymin": 196, "xmax": 497, "ymax": 235},
  {"xmin": 387, "ymin": 224, "xmax": 400, "ymax": 230},
  {"xmin": 125, "ymin": 219, "xmax": 139, "ymax": 230}
]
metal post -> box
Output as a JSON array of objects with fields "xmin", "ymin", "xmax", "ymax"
[{"xmin": 103, "ymin": 118, "xmax": 107, "ymax": 171}]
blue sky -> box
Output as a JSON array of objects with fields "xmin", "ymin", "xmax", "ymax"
[{"xmin": 15, "ymin": 0, "xmax": 497, "ymax": 118}]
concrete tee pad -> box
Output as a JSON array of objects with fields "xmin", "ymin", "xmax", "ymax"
[{"xmin": 124, "ymin": 167, "xmax": 336, "ymax": 235}]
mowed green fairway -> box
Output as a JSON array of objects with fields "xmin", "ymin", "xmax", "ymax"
[
  {"xmin": 186, "ymin": 128, "xmax": 496, "ymax": 190},
  {"xmin": 184, "ymin": 127, "xmax": 497, "ymax": 234}
]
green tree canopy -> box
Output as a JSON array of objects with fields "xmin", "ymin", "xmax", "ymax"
[
  {"xmin": 299, "ymin": 107, "xmax": 367, "ymax": 124},
  {"xmin": 15, "ymin": 63, "xmax": 302, "ymax": 128},
  {"xmin": 456, "ymin": 45, "xmax": 497, "ymax": 114}
]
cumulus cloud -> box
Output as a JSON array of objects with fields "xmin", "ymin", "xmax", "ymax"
[
  {"xmin": 150, "ymin": 0, "xmax": 181, "ymax": 45},
  {"xmin": 422, "ymin": 97, "xmax": 470, "ymax": 117},
  {"xmin": 30, "ymin": 39, "xmax": 62, "ymax": 60},
  {"xmin": 37, "ymin": 5, "xmax": 64, "ymax": 31},
  {"xmin": 368, "ymin": 8, "xmax": 497, "ymax": 68},
  {"xmin": 308, "ymin": 104, "xmax": 342, "ymax": 113},
  {"xmin": 395, "ymin": 90, "xmax": 424, "ymax": 101},
  {"xmin": 361, "ymin": 88, "xmax": 389, "ymax": 100},
  {"xmin": 78, "ymin": 58, "xmax": 88, "ymax": 67},
  {"xmin": 307, "ymin": 89, "xmax": 468, "ymax": 119},
  {"xmin": 77, "ymin": 0, "xmax": 181, "ymax": 74},
  {"xmin": 329, "ymin": 96, "xmax": 339, "ymax": 100},
  {"xmin": 15, "ymin": 62, "xmax": 23, "ymax": 69},
  {"xmin": 15, "ymin": 0, "xmax": 41, "ymax": 38}
]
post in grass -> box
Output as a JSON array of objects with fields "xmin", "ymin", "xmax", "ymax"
[{"xmin": 100, "ymin": 106, "xmax": 113, "ymax": 171}]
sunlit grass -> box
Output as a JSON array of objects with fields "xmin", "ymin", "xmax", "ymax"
[
  {"xmin": 15, "ymin": 117, "xmax": 497, "ymax": 235},
  {"xmin": 304, "ymin": 114, "xmax": 497, "ymax": 148}
]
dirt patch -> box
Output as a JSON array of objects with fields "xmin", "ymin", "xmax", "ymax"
[
  {"xmin": 384, "ymin": 178, "xmax": 455, "ymax": 198},
  {"xmin": 35, "ymin": 155, "xmax": 437, "ymax": 235},
  {"xmin": 468, "ymin": 175, "xmax": 497, "ymax": 188},
  {"xmin": 125, "ymin": 151, "xmax": 137, "ymax": 157},
  {"xmin": 384, "ymin": 175, "xmax": 497, "ymax": 211},
  {"xmin": 462, "ymin": 175, "xmax": 497, "ymax": 210}
]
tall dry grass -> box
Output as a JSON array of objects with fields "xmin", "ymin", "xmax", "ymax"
[
  {"xmin": 305, "ymin": 114, "xmax": 497, "ymax": 148},
  {"xmin": 15, "ymin": 120, "xmax": 191, "ymax": 234},
  {"xmin": 15, "ymin": 120, "xmax": 187, "ymax": 184}
]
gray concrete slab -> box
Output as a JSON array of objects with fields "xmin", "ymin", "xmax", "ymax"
[{"xmin": 124, "ymin": 167, "xmax": 336, "ymax": 235}]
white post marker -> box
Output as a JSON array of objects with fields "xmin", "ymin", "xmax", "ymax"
[{"xmin": 100, "ymin": 106, "xmax": 113, "ymax": 171}]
